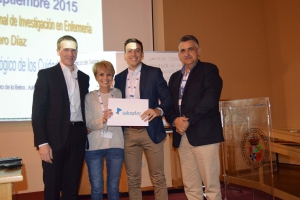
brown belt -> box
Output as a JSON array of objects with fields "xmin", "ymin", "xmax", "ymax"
[{"xmin": 127, "ymin": 126, "xmax": 146, "ymax": 130}]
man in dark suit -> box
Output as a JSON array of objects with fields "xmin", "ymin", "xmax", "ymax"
[
  {"xmin": 32, "ymin": 35, "xmax": 89, "ymax": 200},
  {"xmin": 114, "ymin": 38, "xmax": 172, "ymax": 200},
  {"xmin": 165, "ymin": 35, "xmax": 224, "ymax": 200}
]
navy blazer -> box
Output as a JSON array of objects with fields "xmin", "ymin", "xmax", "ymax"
[
  {"xmin": 114, "ymin": 63, "xmax": 172, "ymax": 144},
  {"xmin": 165, "ymin": 60, "xmax": 224, "ymax": 148},
  {"xmin": 32, "ymin": 63, "xmax": 89, "ymax": 150}
]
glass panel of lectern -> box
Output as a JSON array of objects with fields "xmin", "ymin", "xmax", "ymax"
[{"xmin": 219, "ymin": 97, "xmax": 277, "ymax": 200}]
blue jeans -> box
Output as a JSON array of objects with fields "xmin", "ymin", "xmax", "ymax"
[{"xmin": 85, "ymin": 148, "xmax": 124, "ymax": 200}]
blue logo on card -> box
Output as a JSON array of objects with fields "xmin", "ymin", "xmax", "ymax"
[
  {"xmin": 116, "ymin": 108, "xmax": 122, "ymax": 114},
  {"xmin": 115, "ymin": 107, "xmax": 141, "ymax": 116}
]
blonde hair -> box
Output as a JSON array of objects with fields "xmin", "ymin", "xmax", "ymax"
[{"xmin": 92, "ymin": 60, "xmax": 115, "ymax": 79}]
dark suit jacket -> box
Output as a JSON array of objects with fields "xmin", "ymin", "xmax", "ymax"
[
  {"xmin": 32, "ymin": 63, "xmax": 89, "ymax": 151},
  {"xmin": 114, "ymin": 63, "xmax": 172, "ymax": 144},
  {"xmin": 165, "ymin": 60, "xmax": 224, "ymax": 148}
]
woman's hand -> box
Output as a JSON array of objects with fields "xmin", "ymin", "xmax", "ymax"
[{"xmin": 102, "ymin": 109, "xmax": 113, "ymax": 123}]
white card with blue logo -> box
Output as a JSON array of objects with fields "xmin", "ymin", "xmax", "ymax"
[{"xmin": 107, "ymin": 99, "xmax": 149, "ymax": 126}]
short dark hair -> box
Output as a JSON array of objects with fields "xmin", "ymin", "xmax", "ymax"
[
  {"xmin": 124, "ymin": 38, "xmax": 143, "ymax": 52},
  {"xmin": 57, "ymin": 35, "xmax": 78, "ymax": 50},
  {"xmin": 178, "ymin": 35, "xmax": 199, "ymax": 47}
]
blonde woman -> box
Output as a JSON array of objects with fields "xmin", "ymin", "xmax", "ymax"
[{"xmin": 85, "ymin": 61, "xmax": 124, "ymax": 200}]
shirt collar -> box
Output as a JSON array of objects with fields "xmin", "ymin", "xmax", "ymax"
[
  {"xmin": 60, "ymin": 62, "xmax": 78, "ymax": 73},
  {"xmin": 128, "ymin": 63, "xmax": 142, "ymax": 75},
  {"xmin": 180, "ymin": 60, "xmax": 199, "ymax": 75}
]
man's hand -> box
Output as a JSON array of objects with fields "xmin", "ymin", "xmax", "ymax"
[
  {"xmin": 174, "ymin": 116, "xmax": 189, "ymax": 135},
  {"xmin": 141, "ymin": 108, "xmax": 161, "ymax": 122},
  {"xmin": 39, "ymin": 144, "xmax": 53, "ymax": 164},
  {"xmin": 87, "ymin": 128, "xmax": 92, "ymax": 134}
]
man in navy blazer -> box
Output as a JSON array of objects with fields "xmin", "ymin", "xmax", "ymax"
[
  {"xmin": 114, "ymin": 38, "xmax": 172, "ymax": 200},
  {"xmin": 32, "ymin": 35, "xmax": 89, "ymax": 200},
  {"xmin": 165, "ymin": 35, "xmax": 224, "ymax": 200}
]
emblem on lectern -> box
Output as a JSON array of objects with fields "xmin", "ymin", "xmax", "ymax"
[{"xmin": 241, "ymin": 128, "xmax": 269, "ymax": 168}]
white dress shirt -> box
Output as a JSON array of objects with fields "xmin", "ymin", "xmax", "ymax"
[
  {"xmin": 61, "ymin": 63, "xmax": 83, "ymax": 122},
  {"xmin": 125, "ymin": 64, "xmax": 142, "ymax": 99}
]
